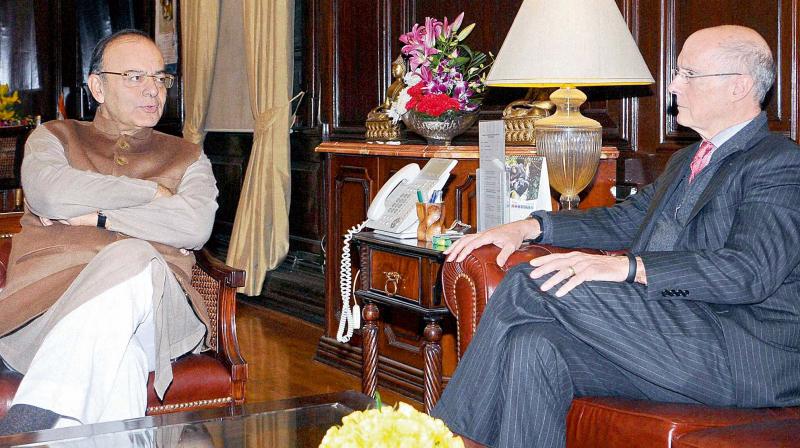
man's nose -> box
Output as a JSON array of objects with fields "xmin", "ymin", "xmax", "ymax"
[
  {"xmin": 667, "ymin": 77, "xmax": 679, "ymax": 95},
  {"xmin": 142, "ymin": 77, "xmax": 159, "ymax": 97}
]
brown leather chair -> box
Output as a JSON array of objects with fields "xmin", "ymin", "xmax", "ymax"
[
  {"xmin": 442, "ymin": 244, "xmax": 800, "ymax": 447},
  {"xmin": 0, "ymin": 237, "xmax": 248, "ymax": 417}
]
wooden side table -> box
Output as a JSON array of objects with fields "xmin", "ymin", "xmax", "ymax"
[{"xmin": 353, "ymin": 231, "xmax": 450, "ymax": 413}]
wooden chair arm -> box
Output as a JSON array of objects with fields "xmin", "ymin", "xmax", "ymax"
[
  {"xmin": 192, "ymin": 249, "xmax": 247, "ymax": 404},
  {"xmin": 441, "ymin": 244, "xmax": 604, "ymax": 360}
]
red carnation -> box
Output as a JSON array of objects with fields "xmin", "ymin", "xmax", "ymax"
[
  {"xmin": 414, "ymin": 94, "xmax": 461, "ymax": 117},
  {"xmin": 406, "ymin": 83, "xmax": 426, "ymax": 110}
]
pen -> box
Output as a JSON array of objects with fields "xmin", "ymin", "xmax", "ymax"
[
  {"xmin": 429, "ymin": 190, "xmax": 438, "ymax": 203},
  {"xmin": 417, "ymin": 190, "xmax": 424, "ymax": 203}
]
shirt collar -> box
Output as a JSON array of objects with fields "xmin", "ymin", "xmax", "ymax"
[
  {"xmin": 92, "ymin": 109, "xmax": 154, "ymax": 141},
  {"xmin": 708, "ymin": 118, "xmax": 754, "ymax": 148}
]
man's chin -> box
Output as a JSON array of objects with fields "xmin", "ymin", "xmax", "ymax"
[{"xmin": 135, "ymin": 115, "xmax": 163, "ymax": 128}]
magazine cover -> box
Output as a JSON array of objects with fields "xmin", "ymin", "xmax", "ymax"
[{"xmin": 505, "ymin": 155, "xmax": 552, "ymax": 221}]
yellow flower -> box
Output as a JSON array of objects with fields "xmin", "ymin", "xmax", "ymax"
[
  {"xmin": 320, "ymin": 402, "xmax": 464, "ymax": 448},
  {"xmin": 0, "ymin": 84, "xmax": 20, "ymax": 122}
]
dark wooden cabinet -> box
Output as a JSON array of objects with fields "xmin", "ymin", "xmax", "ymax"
[{"xmin": 314, "ymin": 141, "xmax": 618, "ymax": 401}]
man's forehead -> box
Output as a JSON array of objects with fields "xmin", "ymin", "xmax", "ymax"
[
  {"xmin": 678, "ymin": 37, "xmax": 721, "ymax": 69},
  {"xmin": 103, "ymin": 36, "xmax": 165, "ymax": 69}
]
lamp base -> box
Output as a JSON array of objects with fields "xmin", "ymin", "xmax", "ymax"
[
  {"xmin": 534, "ymin": 87, "xmax": 602, "ymax": 210},
  {"xmin": 559, "ymin": 194, "xmax": 581, "ymax": 210}
]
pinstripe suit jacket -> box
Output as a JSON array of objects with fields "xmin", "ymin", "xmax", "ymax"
[{"xmin": 546, "ymin": 114, "xmax": 800, "ymax": 407}]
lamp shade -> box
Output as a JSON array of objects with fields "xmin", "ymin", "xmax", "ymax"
[{"xmin": 486, "ymin": 0, "xmax": 655, "ymax": 87}]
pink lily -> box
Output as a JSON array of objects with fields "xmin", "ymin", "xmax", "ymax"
[{"xmin": 443, "ymin": 12, "xmax": 464, "ymax": 36}]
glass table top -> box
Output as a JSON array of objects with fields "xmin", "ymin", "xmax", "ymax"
[{"xmin": 0, "ymin": 391, "xmax": 373, "ymax": 448}]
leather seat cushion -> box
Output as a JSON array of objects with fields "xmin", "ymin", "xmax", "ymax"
[
  {"xmin": 566, "ymin": 397, "xmax": 800, "ymax": 447},
  {"xmin": 1, "ymin": 353, "xmax": 231, "ymax": 418},
  {"xmin": 673, "ymin": 418, "xmax": 800, "ymax": 447},
  {"xmin": 0, "ymin": 365, "xmax": 22, "ymax": 418},
  {"xmin": 146, "ymin": 352, "xmax": 232, "ymax": 413}
]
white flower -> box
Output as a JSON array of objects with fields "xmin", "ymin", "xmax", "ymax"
[
  {"xmin": 388, "ymin": 86, "xmax": 412, "ymax": 123},
  {"xmin": 403, "ymin": 72, "xmax": 422, "ymax": 87}
]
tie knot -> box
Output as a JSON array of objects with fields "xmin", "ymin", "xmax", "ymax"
[
  {"xmin": 698, "ymin": 140, "xmax": 715, "ymax": 156},
  {"xmin": 689, "ymin": 141, "xmax": 717, "ymax": 182}
]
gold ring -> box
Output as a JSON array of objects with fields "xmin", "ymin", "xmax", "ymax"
[{"xmin": 567, "ymin": 266, "xmax": 576, "ymax": 277}]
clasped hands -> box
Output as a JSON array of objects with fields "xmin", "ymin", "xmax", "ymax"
[{"xmin": 444, "ymin": 219, "xmax": 638, "ymax": 297}]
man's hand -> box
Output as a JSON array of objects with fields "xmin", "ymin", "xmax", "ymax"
[
  {"xmin": 155, "ymin": 184, "xmax": 173, "ymax": 199},
  {"xmin": 444, "ymin": 218, "xmax": 541, "ymax": 266},
  {"xmin": 65, "ymin": 212, "xmax": 100, "ymax": 227},
  {"xmin": 530, "ymin": 252, "xmax": 640, "ymax": 297}
]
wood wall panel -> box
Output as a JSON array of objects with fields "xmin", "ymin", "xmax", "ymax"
[{"xmin": 327, "ymin": 0, "xmax": 383, "ymax": 133}]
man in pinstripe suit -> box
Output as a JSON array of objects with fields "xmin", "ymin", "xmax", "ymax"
[{"xmin": 433, "ymin": 25, "xmax": 800, "ymax": 448}]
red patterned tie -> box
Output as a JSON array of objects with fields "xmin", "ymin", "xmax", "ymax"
[{"xmin": 689, "ymin": 140, "xmax": 716, "ymax": 183}]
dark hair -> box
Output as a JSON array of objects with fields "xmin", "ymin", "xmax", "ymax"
[{"xmin": 89, "ymin": 28, "xmax": 152, "ymax": 75}]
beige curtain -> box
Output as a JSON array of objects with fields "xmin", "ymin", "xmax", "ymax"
[
  {"xmin": 181, "ymin": 1, "xmax": 221, "ymax": 144},
  {"xmin": 226, "ymin": 0, "xmax": 294, "ymax": 295}
]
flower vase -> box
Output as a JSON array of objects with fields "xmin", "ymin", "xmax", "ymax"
[{"xmin": 402, "ymin": 109, "xmax": 478, "ymax": 146}]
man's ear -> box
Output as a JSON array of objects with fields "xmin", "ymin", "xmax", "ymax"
[
  {"xmin": 87, "ymin": 74, "xmax": 105, "ymax": 104},
  {"xmin": 731, "ymin": 75, "xmax": 755, "ymax": 103}
]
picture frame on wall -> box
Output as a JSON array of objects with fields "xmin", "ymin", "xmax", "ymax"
[{"xmin": 155, "ymin": 0, "xmax": 179, "ymax": 72}]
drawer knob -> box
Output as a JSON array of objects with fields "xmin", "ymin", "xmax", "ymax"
[{"xmin": 384, "ymin": 272, "xmax": 401, "ymax": 297}]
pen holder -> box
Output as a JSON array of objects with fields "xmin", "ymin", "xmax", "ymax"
[{"xmin": 416, "ymin": 202, "xmax": 445, "ymax": 241}]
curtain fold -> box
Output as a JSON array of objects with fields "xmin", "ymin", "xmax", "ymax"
[
  {"xmin": 181, "ymin": 1, "xmax": 221, "ymax": 144},
  {"xmin": 226, "ymin": 0, "xmax": 294, "ymax": 295}
]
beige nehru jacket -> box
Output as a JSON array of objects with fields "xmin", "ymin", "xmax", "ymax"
[{"xmin": 0, "ymin": 115, "xmax": 218, "ymax": 395}]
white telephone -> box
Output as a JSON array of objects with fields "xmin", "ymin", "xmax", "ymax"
[
  {"xmin": 365, "ymin": 158, "xmax": 458, "ymax": 239},
  {"xmin": 336, "ymin": 158, "xmax": 458, "ymax": 343}
]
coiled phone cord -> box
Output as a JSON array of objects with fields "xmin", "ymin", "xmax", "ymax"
[{"xmin": 337, "ymin": 221, "xmax": 366, "ymax": 343}]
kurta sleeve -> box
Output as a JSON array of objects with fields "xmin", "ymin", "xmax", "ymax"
[
  {"xmin": 104, "ymin": 153, "xmax": 218, "ymax": 250},
  {"xmin": 22, "ymin": 126, "xmax": 159, "ymax": 218}
]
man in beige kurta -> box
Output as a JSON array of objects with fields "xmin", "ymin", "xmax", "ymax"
[{"xmin": 0, "ymin": 29, "xmax": 217, "ymax": 433}]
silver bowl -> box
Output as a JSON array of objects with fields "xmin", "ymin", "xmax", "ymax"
[{"xmin": 402, "ymin": 109, "xmax": 478, "ymax": 146}]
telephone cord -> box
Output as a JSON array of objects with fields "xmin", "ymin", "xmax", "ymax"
[{"xmin": 337, "ymin": 221, "xmax": 366, "ymax": 343}]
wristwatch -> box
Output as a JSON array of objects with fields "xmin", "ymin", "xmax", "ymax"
[
  {"xmin": 96, "ymin": 211, "xmax": 107, "ymax": 229},
  {"xmin": 524, "ymin": 213, "xmax": 544, "ymax": 243}
]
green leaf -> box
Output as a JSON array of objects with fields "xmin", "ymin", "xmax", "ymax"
[
  {"xmin": 453, "ymin": 56, "xmax": 470, "ymax": 67},
  {"xmin": 456, "ymin": 23, "xmax": 475, "ymax": 42},
  {"xmin": 374, "ymin": 390, "xmax": 383, "ymax": 410}
]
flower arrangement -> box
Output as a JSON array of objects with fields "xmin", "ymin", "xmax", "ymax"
[
  {"xmin": 0, "ymin": 84, "xmax": 36, "ymax": 127},
  {"xmin": 389, "ymin": 12, "xmax": 492, "ymax": 123},
  {"xmin": 0, "ymin": 84, "xmax": 20, "ymax": 122},
  {"xmin": 319, "ymin": 401, "xmax": 464, "ymax": 448}
]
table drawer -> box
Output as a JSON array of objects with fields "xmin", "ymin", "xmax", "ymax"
[{"xmin": 367, "ymin": 249, "xmax": 438, "ymax": 307}]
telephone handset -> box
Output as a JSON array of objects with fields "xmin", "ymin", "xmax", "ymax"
[
  {"xmin": 365, "ymin": 158, "xmax": 457, "ymax": 239},
  {"xmin": 336, "ymin": 158, "xmax": 458, "ymax": 343}
]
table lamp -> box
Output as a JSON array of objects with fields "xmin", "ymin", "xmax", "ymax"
[{"xmin": 486, "ymin": 0, "xmax": 654, "ymax": 209}]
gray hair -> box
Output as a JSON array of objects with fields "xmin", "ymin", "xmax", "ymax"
[
  {"xmin": 89, "ymin": 29, "xmax": 152, "ymax": 75},
  {"xmin": 717, "ymin": 39, "xmax": 775, "ymax": 104}
]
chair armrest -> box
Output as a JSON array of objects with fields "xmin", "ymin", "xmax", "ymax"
[
  {"xmin": 0, "ymin": 238, "xmax": 10, "ymax": 289},
  {"xmin": 441, "ymin": 243, "xmax": 604, "ymax": 360},
  {"xmin": 192, "ymin": 249, "xmax": 247, "ymax": 404}
]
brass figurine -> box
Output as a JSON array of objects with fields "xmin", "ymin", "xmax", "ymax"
[
  {"xmin": 365, "ymin": 56, "xmax": 407, "ymax": 143},
  {"xmin": 503, "ymin": 89, "xmax": 555, "ymax": 146}
]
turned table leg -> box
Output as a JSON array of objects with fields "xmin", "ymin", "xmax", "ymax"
[
  {"xmin": 423, "ymin": 317, "xmax": 443, "ymax": 413},
  {"xmin": 361, "ymin": 302, "xmax": 380, "ymax": 399}
]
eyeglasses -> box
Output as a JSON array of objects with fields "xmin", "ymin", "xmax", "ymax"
[
  {"xmin": 96, "ymin": 70, "xmax": 175, "ymax": 89},
  {"xmin": 670, "ymin": 68, "xmax": 742, "ymax": 84}
]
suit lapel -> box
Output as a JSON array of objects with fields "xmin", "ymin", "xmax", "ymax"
[{"xmin": 685, "ymin": 122, "xmax": 770, "ymax": 222}]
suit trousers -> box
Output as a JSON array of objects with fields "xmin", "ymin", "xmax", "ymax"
[
  {"xmin": 432, "ymin": 265, "xmax": 736, "ymax": 448},
  {"xmin": 11, "ymin": 264, "xmax": 156, "ymax": 427}
]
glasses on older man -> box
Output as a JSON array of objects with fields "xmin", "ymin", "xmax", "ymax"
[
  {"xmin": 670, "ymin": 68, "xmax": 742, "ymax": 84},
  {"xmin": 97, "ymin": 70, "xmax": 175, "ymax": 89}
]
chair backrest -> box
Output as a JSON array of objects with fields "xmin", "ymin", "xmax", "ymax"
[
  {"xmin": 191, "ymin": 265, "xmax": 221, "ymax": 351},
  {"xmin": 0, "ymin": 126, "xmax": 34, "ymax": 190}
]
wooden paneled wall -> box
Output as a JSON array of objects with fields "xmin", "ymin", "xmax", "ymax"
[{"xmin": 297, "ymin": 0, "xmax": 800, "ymax": 180}]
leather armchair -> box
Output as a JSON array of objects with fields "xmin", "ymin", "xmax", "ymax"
[
  {"xmin": 442, "ymin": 244, "xmax": 800, "ymax": 447},
  {"xmin": 0, "ymin": 237, "xmax": 248, "ymax": 417}
]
